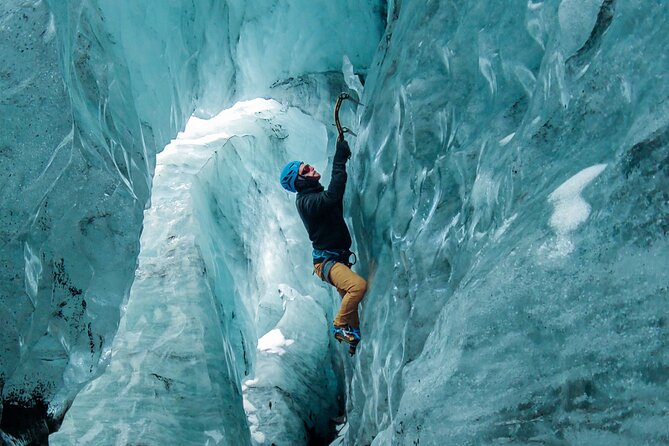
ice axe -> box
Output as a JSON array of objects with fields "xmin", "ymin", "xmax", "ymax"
[{"xmin": 334, "ymin": 92, "xmax": 361, "ymax": 142}]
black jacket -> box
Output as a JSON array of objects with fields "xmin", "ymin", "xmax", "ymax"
[{"xmin": 296, "ymin": 140, "xmax": 352, "ymax": 258}]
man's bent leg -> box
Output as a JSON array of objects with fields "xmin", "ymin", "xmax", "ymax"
[{"xmin": 328, "ymin": 262, "xmax": 367, "ymax": 328}]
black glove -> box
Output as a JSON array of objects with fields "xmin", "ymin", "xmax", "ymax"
[{"xmin": 334, "ymin": 139, "xmax": 351, "ymax": 163}]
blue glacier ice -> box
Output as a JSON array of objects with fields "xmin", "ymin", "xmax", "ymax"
[{"xmin": 1, "ymin": 0, "xmax": 667, "ymax": 445}]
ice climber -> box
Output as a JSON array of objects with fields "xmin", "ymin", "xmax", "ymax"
[{"xmin": 279, "ymin": 138, "xmax": 366, "ymax": 355}]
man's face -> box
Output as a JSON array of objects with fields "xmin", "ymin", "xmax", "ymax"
[{"xmin": 299, "ymin": 163, "xmax": 321, "ymax": 181}]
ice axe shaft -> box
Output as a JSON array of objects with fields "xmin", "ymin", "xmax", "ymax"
[{"xmin": 334, "ymin": 92, "xmax": 361, "ymax": 141}]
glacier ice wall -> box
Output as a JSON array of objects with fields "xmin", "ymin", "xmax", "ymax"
[
  {"xmin": 2, "ymin": 0, "xmax": 668, "ymax": 444},
  {"xmin": 1, "ymin": 1, "xmax": 233, "ymax": 441},
  {"xmin": 191, "ymin": 103, "xmax": 344, "ymax": 445},
  {"xmin": 1, "ymin": 0, "xmax": 382, "ymax": 443},
  {"xmin": 343, "ymin": 0, "xmax": 669, "ymax": 444},
  {"xmin": 52, "ymin": 97, "xmax": 349, "ymax": 445}
]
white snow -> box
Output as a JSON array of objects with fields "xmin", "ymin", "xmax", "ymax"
[
  {"xmin": 548, "ymin": 163, "xmax": 607, "ymax": 233},
  {"xmin": 541, "ymin": 163, "xmax": 607, "ymax": 258},
  {"xmin": 257, "ymin": 328, "xmax": 295, "ymax": 356}
]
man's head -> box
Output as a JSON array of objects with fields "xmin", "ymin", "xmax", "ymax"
[
  {"xmin": 280, "ymin": 161, "xmax": 321, "ymax": 192},
  {"xmin": 298, "ymin": 163, "xmax": 321, "ymax": 181}
]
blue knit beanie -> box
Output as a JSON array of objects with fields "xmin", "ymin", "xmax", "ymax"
[{"xmin": 280, "ymin": 160, "xmax": 302, "ymax": 192}]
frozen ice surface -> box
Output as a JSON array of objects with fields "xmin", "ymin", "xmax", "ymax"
[
  {"xmin": 50, "ymin": 101, "xmax": 283, "ymax": 446},
  {"xmin": 0, "ymin": 0, "xmax": 242, "ymax": 441},
  {"xmin": 243, "ymin": 285, "xmax": 340, "ymax": 445},
  {"xmin": 1, "ymin": 0, "xmax": 668, "ymax": 445},
  {"xmin": 344, "ymin": 1, "xmax": 669, "ymax": 444},
  {"xmin": 1, "ymin": 0, "xmax": 380, "ymax": 443},
  {"xmin": 51, "ymin": 100, "xmax": 344, "ymax": 445}
]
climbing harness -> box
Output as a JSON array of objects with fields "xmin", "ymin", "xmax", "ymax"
[
  {"xmin": 313, "ymin": 248, "xmax": 357, "ymax": 286},
  {"xmin": 334, "ymin": 92, "xmax": 361, "ymax": 141}
]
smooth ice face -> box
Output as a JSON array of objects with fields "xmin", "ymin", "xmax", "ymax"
[
  {"xmin": 343, "ymin": 1, "xmax": 669, "ymax": 444},
  {"xmin": 228, "ymin": 0, "xmax": 384, "ymax": 99}
]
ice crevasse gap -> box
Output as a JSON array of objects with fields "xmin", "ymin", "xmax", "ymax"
[{"xmin": 0, "ymin": 0, "xmax": 667, "ymax": 445}]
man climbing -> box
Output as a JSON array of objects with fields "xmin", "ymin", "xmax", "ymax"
[{"xmin": 279, "ymin": 137, "xmax": 366, "ymax": 355}]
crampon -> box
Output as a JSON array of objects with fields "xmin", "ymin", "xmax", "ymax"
[{"xmin": 332, "ymin": 325, "xmax": 361, "ymax": 356}]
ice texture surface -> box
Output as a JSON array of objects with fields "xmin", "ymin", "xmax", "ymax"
[
  {"xmin": 52, "ymin": 100, "xmax": 345, "ymax": 445},
  {"xmin": 1, "ymin": 0, "xmax": 668, "ymax": 445},
  {"xmin": 343, "ymin": 1, "xmax": 669, "ymax": 444},
  {"xmin": 0, "ymin": 0, "xmax": 241, "ymax": 440},
  {"xmin": 1, "ymin": 0, "xmax": 381, "ymax": 443}
]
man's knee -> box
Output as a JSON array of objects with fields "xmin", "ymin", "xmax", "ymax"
[
  {"xmin": 351, "ymin": 276, "xmax": 367, "ymax": 300},
  {"xmin": 358, "ymin": 277, "xmax": 368, "ymax": 294},
  {"xmin": 331, "ymin": 263, "xmax": 367, "ymax": 295}
]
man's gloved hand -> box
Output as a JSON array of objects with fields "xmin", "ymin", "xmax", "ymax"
[{"xmin": 334, "ymin": 139, "xmax": 351, "ymax": 163}]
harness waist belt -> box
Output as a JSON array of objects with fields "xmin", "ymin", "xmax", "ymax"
[{"xmin": 312, "ymin": 248, "xmax": 348, "ymax": 264}]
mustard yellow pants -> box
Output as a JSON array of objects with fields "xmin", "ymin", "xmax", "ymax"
[{"xmin": 315, "ymin": 262, "xmax": 367, "ymax": 329}]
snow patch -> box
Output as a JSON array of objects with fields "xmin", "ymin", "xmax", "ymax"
[
  {"xmin": 548, "ymin": 163, "xmax": 607, "ymax": 233},
  {"xmin": 204, "ymin": 430, "xmax": 224, "ymax": 444},
  {"xmin": 257, "ymin": 328, "xmax": 295, "ymax": 355},
  {"xmin": 542, "ymin": 163, "xmax": 607, "ymax": 257}
]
